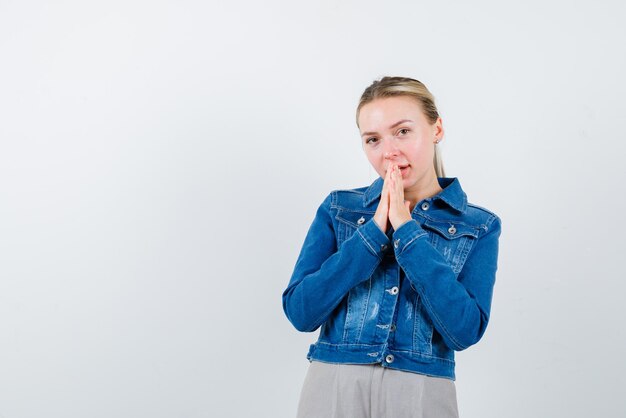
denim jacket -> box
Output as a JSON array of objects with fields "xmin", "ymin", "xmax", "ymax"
[{"xmin": 282, "ymin": 176, "xmax": 502, "ymax": 380}]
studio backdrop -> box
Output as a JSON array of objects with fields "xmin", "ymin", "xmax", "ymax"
[{"xmin": 1, "ymin": 1, "xmax": 624, "ymax": 417}]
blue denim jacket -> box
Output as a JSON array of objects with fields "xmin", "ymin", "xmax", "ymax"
[{"xmin": 282, "ymin": 176, "xmax": 502, "ymax": 380}]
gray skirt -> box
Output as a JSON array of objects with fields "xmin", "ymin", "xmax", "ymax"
[{"xmin": 297, "ymin": 361, "xmax": 459, "ymax": 418}]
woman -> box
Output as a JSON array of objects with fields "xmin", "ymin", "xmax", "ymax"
[{"xmin": 282, "ymin": 76, "xmax": 502, "ymax": 418}]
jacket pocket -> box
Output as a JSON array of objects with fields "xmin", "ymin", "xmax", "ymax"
[
  {"xmin": 422, "ymin": 219, "xmax": 480, "ymax": 274},
  {"xmin": 342, "ymin": 276, "xmax": 373, "ymax": 343},
  {"xmin": 335, "ymin": 209, "xmax": 373, "ymax": 245},
  {"xmin": 412, "ymin": 292, "xmax": 434, "ymax": 356},
  {"xmin": 391, "ymin": 285, "xmax": 434, "ymax": 358}
]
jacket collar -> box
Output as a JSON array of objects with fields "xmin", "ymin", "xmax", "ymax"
[{"xmin": 363, "ymin": 176, "xmax": 468, "ymax": 213}]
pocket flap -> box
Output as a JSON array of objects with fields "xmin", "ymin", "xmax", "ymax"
[
  {"xmin": 422, "ymin": 219, "xmax": 479, "ymax": 240},
  {"xmin": 335, "ymin": 210, "xmax": 372, "ymax": 228}
]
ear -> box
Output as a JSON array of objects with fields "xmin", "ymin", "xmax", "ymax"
[{"xmin": 433, "ymin": 117, "xmax": 444, "ymax": 142}]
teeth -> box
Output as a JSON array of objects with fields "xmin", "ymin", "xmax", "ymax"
[{"xmin": 387, "ymin": 165, "xmax": 408, "ymax": 171}]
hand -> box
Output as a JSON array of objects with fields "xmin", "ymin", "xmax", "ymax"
[
  {"xmin": 388, "ymin": 164, "xmax": 413, "ymax": 230},
  {"xmin": 373, "ymin": 166, "xmax": 391, "ymax": 234},
  {"xmin": 374, "ymin": 164, "xmax": 413, "ymax": 234}
]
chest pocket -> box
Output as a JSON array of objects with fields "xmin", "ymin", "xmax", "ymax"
[
  {"xmin": 335, "ymin": 209, "xmax": 373, "ymax": 245},
  {"xmin": 422, "ymin": 219, "xmax": 480, "ymax": 274}
]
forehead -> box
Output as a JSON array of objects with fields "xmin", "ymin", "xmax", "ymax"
[{"xmin": 358, "ymin": 96, "xmax": 426, "ymax": 130}]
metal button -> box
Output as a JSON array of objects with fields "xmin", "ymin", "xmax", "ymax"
[
  {"xmin": 421, "ymin": 202, "xmax": 430, "ymax": 211},
  {"xmin": 389, "ymin": 286, "xmax": 399, "ymax": 295},
  {"xmin": 385, "ymin": 354, "xmax": 395, "ymax": 364},
  {"xmin": 390, "ymin": 324, "xmax": 396, "ymax": 332},
  {"xmin": 393, "ymin": 239, "xmax": 400, "ymax": 249},
  {"xmin": 381, "ymin": 244, "xmax": 388, "ymax": 251},
  {"xmin": 357, "ymin": 216, "xmax": 365, "ymax": 225},
  {"xmin": 448, "ymin": 225, "xmax": 457, "ymax": 235}
]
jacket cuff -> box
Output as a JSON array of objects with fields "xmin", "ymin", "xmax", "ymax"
[
  {"xmin": 391, "ymin": 219, "xmax": 428, "ymax": 253},
  {"xmin": 356, "ymin": 218, "xmax": 391, "ymax": 259}
]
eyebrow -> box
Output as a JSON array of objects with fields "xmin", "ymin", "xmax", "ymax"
[{"xmin": 360, "ymin": 119, "xmax": 414, "ymax": 137}]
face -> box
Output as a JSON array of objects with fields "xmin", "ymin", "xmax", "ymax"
[{"xmin": 358, "ymin": 96, "xmax": 443, "ymax": 195}]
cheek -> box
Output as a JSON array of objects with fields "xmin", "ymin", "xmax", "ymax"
[
  {"xmin": 365, "ymin": 152, "xmax": 385, "ymax": 178},
  {"xmin": 407, "ymin": 142, "xmax": 432, "ymax": 164},
  {"xmin": 364, "ymin": 150, "xmax": 383, "ymax": 168}
]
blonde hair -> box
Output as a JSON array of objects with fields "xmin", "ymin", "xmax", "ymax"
[{"xmin": 356, "ymin": 76, "xmax": 445, "ymax": 177}]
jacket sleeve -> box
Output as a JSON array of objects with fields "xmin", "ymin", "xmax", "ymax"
[
  {"xmin": 392, "ymin": 214, "xmax": 502, "ymax": 351},
  {"xmin": 282, "ymin": 192, "xmax": 390, "ymax": 332}
]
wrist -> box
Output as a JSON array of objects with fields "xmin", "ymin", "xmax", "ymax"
[
  {"xmin": 373, "ymin": 217, "xmax": 387, "ymax": 234},
  {"xmin": 393, "ymin": 215, "xmax": 413, "ymax": 231}
]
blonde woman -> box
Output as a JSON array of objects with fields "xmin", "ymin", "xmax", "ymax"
[{"xmin": 282, "ymin": 76, "xmax": 502, "ymax": 418}]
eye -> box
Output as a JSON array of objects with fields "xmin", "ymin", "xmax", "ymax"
[
  {"xmin": 365, "ymin": 137, "xmax": 378, "ymax": 145},
  {"xmin": 398, "ymin": 128, "xmax": 410, "ymax": 136}
]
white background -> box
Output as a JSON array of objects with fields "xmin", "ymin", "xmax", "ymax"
[{"xmin": 1, "ymin": 1, "xmax": 625, "ymax": 417}]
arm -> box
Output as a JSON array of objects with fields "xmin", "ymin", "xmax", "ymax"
[
  {"xmin": 392, "ymin": 214, "xmax": 502, "ymax": 351},
  {"xmin": 282, "ymin": 192, "xmax": 390, "ymax": 332}
]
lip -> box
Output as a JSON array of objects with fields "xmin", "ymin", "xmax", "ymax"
[
  {"xmin": 386, "ymin": 162, "xmax": 409, "ymax": 168},
  {"xmin": 385, "ymin": 164, "xmax": 410, "ymax": 173}
]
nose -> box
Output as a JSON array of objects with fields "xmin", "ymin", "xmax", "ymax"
[
  {"xmin": 384, "ymin": 150, "xmax": 398, "ymax": 158},
  {"xmin": 382, "ymin": 138, "xmax": 400, "ymax": 159}
]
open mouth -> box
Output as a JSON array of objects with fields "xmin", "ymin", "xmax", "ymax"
[
  {"xmin": 385, "ymin": 164, "xmax": 410, "ymax": 178},
  {"xmin": 387, "ymin": 164, "xmax": 409, "ymax": 171}
]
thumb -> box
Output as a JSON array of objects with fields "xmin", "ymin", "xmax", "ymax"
[{"xmin": 404, "ymin": 200, "xmax": 411, "ymax": 211}]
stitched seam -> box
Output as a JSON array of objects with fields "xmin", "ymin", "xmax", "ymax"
[
  {"xmin": 422, "ymin": 222, "xmax": 480, "ymax": 239},
  {"xmin": 308, "ymin": 256, "xmax": 380, "ymax": 332},
  {"xmin": 312, "ymin": 343, "xmax": 456, "ymax": 364},
  {"xmin": 396, "ymin": 256, "xmax": 465, "ymax": 350},
  {"xmin": 419, "ymin": 214, "xmax": 483, "ymax": 228},
  {"xmin": 412, "ymin": 292, "xmax": 420, "ymax": 351},
  {"xmin": 357, "ymin": 228, "xmax": 381, "ymax": 260},
  {"xmin": 355, "ymin": 277, "xmax": 373, "ymax": 343},
  {"xmin": 466, "ymin": 202, "xmax": 499, "ymax": 218},
  {"xmin": 418, "ymin": 287, "xmax": 466, "ymax": 350},
  {"xmin": 400, "ymin": 232, "xmax": 428, "ymax": 252},
  {"xmin": 484, "ymin": 213, "xmax": 498, "ymax": 232},
  {"xmin": 342, "ymin": 291, "xmax": 354, "ymax": 342},
  {"xmin": 333, "ymin": 189, "xmax": 366, "ymax": 195},
  {"xmin": 334, "ymin": 207, "xmax": 376, "ymax": 214},
  {"xmin": 315, "ymin": 341, "xmax": 385, "ymax": 348},
  {"xmin": 451, "ymin": 237, "xmax": 471, "ymax": 274},
  {"xmin": 339, "ymin": 261, "xmax": 380, "ymax": 341}
]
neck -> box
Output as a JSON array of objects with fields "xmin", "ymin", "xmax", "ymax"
[{"xmin": 403, "ymin": 174, "xmax": 443, "ymax": 211}]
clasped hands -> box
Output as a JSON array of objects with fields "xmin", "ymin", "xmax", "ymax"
[{"xmin": 373, "ymin": 164, "xmax": 414, "ymax": 235}]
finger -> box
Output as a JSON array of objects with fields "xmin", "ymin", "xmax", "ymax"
[
  {"xmin": 381, "ymin": 168, "xmax": 388, "ymax": 190},
  {"xmin": 388, "ymin": 166, "xmax": 406, "ymax": 213},
  {"xmin": 393, "ymin": 165, "xmax": 403, "ymax": 193},
  {"xmin": 382, "ymin": 165, "xmax": 392, "ymax": 202},
  {"xmin": 396, "ymin": 167, "xmax": 404, "ymax": 201},
  {"xmin": 383, "ymin": 167, "xmax": 391, "ymax": 188},
  {"xmin": 390, "ymin": 166, "xmax": 400, "ymax": 198}
]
